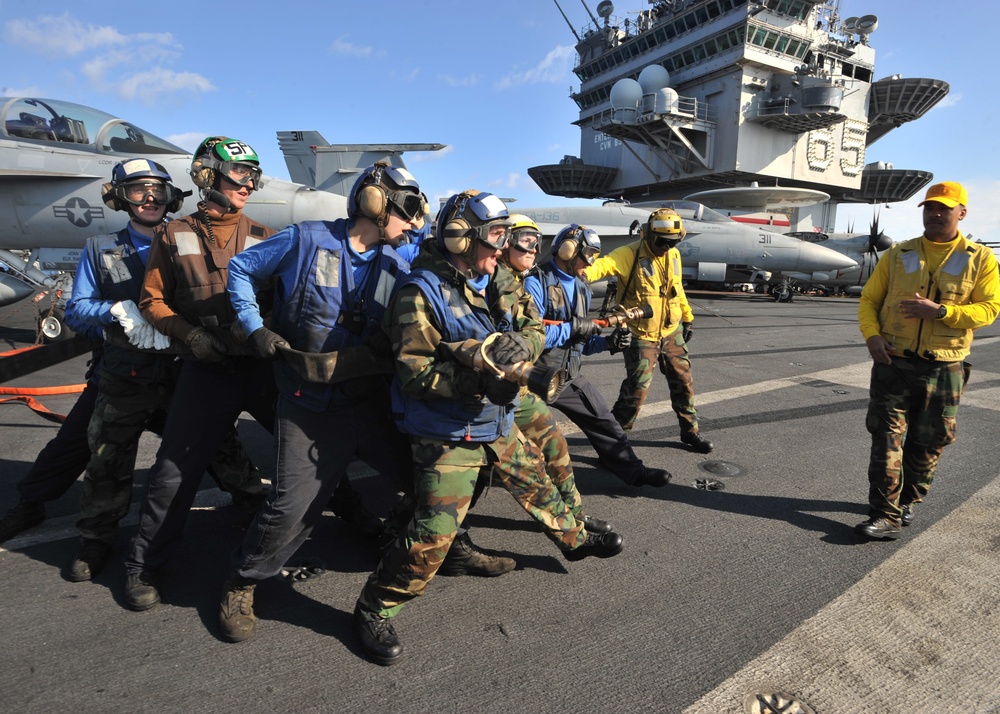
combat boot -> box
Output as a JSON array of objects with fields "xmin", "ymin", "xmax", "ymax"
[
  {"xmin": 681, "ymin": 432, "xmax": 714, "ymax": 453},
  {"xmin": 582, "ymin": 515, "xmax": 613, "ymax": 534},
  {"xmin": 564, "ymin": 531, "xmax": 625, "ymax": 562},
  {"xmin": 0, "ymin": 500, "xmax": 45, "ymax": 543},
  {"xmin": 125, "ymin": 571, "xmax": 160, "ymax": 611},
  {"xmin": 354, "ymin": 606, "xmax": 404, "ymax": 666},
  {"xmin": 438, "ymin": 532, "xmax": 516, "ymax": 577},
  {"xmin": 636, "ymin": 466, "xmax": 672, "ymax": 487},
  {"xmin": 68, "ymin": 538, "xmax": 112, "ymax": 582},
  {"xmin": 855, "ymin": 517, "xmax": 901, "ymax": 540},
  {"xmin": 220, "ymin": 575, "xmax": 257, "ymax": 643}
]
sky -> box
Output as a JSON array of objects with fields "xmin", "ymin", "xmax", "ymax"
[{"xmin": 2, "ymin": 0, "xmax": 997, "ymax": 247}]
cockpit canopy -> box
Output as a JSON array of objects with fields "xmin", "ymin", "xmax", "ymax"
[{"xmin": 1, "ymin": 97, "xmax": 186, "ymax": 155}]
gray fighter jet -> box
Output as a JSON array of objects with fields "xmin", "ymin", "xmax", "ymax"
[{"xmin": 0, "ymin": 98, "xmax": 368, "ymax": 339}]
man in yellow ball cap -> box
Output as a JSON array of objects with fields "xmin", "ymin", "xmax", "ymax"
[{"xmin": 855, "ymin": 181, "xmax": 1000, "ymax": 540}]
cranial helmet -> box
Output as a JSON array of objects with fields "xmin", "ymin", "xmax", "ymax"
[
  {"xmin": 436, "ymin": 190, "xmax": 512, "ymax": 256},
  {"xmin": 643, "ymin": 207, "xmax": 685, "ymax": 249},
  {"xmin": 101, "ymin": 157, "xmax": 184, "ymax": 214},
  {"xmin": 190, "ymin": 136, "xmax": 265, "ymax": 191},
  {"xmin": 348, "ymin": 161, "xmax": 428, "ymax": 228},
  {"xmin": 552, "ymin": 224, "xmax": 601, "ymax": 266}
]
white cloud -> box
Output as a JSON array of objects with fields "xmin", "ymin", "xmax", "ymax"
[
  {"xmin": 4, "ymin": 14, "xmax": 171, "ymax": 56},
  {"xmin": 329, "ymin": 35, "xmax": 373, "ymax": 58},
  {"xmin": 2, "ymin": 85, "xmax": 44, "ymax": 97},
  {"xmin": 408, "ymin": 145, "xmax": 454, "ymax": 163},
  {"xmin": 117, "ymin": 68, "xmax": 215, "ymax": 102},
  {"xmin": 165, "ymin": 132, "xmax": 206, "ymax": 153},
  {"xmin": 439, "ymin": 74, "xmax": 481, "ymax": 88},
  {"xmin": 934, "ymin": 91, "xmax": 962, "ymax": 110},
  {"xmin": 495, "ymin": 45, "xmax": 575, "ymax": 90}
]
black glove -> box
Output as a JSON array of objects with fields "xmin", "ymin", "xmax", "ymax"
[
  {"xmin": 569, "ymin": 317, "xmax": 601, "ymax": 344},
  {"xmin": 491, "ymin": 332, "xmax": 531, "ymax": 366},
  {"xmin": 482, "ymin": 374, "xmax": 520, "ymax": 406},
  {"xmin": 455, "ymin": 367, "xmax": 481, "ymax": 397},
  {"xmin": 185, "ymin": 327, "xmax": 227, "ymax": 363},
  {"xmin": 248, "ymin": 327, "xmax": 290, "ymax": 359},
  {"xmin": 682, "ymin": 322, "xmax": 694, "ymax": 343},
  {"xmin": 607, "ymin": 326, "xmax": 632, "ymax": 355}
]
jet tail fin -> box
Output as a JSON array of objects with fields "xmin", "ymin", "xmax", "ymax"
[{"xmin": 277, "ymin": 131, "xmax": 446, "ymax": 197}]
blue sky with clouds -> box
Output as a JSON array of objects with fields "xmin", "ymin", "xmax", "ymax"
[{"xmin": 2, "ymin": 0, "xmax": 996, "ymax": 245}]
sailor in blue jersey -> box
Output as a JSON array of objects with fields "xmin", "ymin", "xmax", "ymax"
[
  {"xmin": 216, "ymin": 163, "xmax": 426, "ymax": 643},
  {"xmin": 62, "ymin": 159, "xmax": 264, "ymax": 584},
  {"xmin": 524, "ymin": 225, "xmax": 672, "ymax": 488}
]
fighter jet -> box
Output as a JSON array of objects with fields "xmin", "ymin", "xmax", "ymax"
[
  {"xmin": 783, "ymin": 221, "xmax": 893, "ymax": 295},
  {"xmin": 0, "ymin": 97, "xmax": 359, "ymax": 339},
  {"xmin": 278, "ymin": 134, "xmax": 857, "ymax": 301}
]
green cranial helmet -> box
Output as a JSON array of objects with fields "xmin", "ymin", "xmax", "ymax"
[{"xmin": 190, "ymin": 136, "xmax": 265, "ymax": 191}]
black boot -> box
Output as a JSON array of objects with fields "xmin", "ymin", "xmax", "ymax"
[
  {"xmin": 564, "ymin": 531, "xmax": 625, "ymax": 561},
  {"xmin": 681, "ymin": 432, "xmax": 714, "ymax": 453},
  {"xmin": 438, "ymin": 532, "xmax": 516, "ymax": 577},
  {"xmin": 68, "ymin": 538, "xmax": 112, "ymax": 582},
  {"xmin": 355, "ymin": 606, "xmax": 404, "ymax": 666},
  {"xmin": 0, "ymin": 500, "xmax": 45, "ymax": 543}
]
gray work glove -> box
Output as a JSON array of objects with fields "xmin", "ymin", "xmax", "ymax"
[
  {"xmin": 482, "ymin": 374, "xmax": 520, "ymax": 406},
  {"xmin": 569, "ymin": 317, "xmax": 601, "ymax": 345},
  {"xmin": 607, "ymin": 326, "xmax": 632, "ymax": 355},
  {"xmin": 491, "ymin": 331, "xmax": 531, "ymax": 366},
  {"xmin": 682, "ymin": 322, "xmax": 694, "ymax": 343},
  {"xmin": 247, "ymin": 327, "xmax": 289, "ymax": 359},
  {"xmin": 185, "ymin": 326, "xmax": 227, "ymax": 363}
]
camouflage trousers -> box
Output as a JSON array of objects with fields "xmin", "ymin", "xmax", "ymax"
[
  {"xmin": 77, "ymin": 373, "xmax": 264, "ymax": 543},
  {"xmin": 514, "ymin": 389, "xmax": 583, "ymax": 521},
  {"xmin": 865, "ymin": 357, "xmax": 969, "ymax": 524},
  {"xmin": 357, "ymin": 423, "xmax": 586, "ymax": 620},
  {"xmin": 612, "ymin": 331, "xmax": 699, "ymax": 434}
]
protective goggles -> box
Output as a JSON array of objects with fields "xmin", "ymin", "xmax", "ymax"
[
  {"xmin": 387, "ymin": 190, "xmax": 428, "ymax": 223},
  {"xmin": 122, "ymin": 181, "xmax": 168, "ymax": 206},
  {"xmin": 579, "ymin": 245, "xmax": 601, "ymax": 265},
  {"xmin": 510, "ymin": 230, "xmax": 541, "ymax": 253},
  {"xmin": 210, "ymin": 158, "xmax": 265, "ymax": 189},
  {"xmin": 478, "ymin": 222, "xmax": 511, "ymax": 251},
  {"xmin": 652, "ymin": 235, "xmax": 681, "ymax": 249}
]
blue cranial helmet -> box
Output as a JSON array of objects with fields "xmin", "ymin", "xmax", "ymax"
[
  {"xmin": 436, "ymin": 190, "xmax": 512, "ymax": 255},
  {"xmin": 349, "ymin": 162, "xmax": 428, "ymax": 227},
  {"xmin": 552, "ymin": 223, "xmax": 601, "ymax": 265}
]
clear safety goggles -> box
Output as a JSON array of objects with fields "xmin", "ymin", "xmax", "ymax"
[
  {"xmin": 212, "ymin": 159, "xmax": 265, "ymax": 189},
  {"xmin": 510, "ymin": 230, "xmax": 541, "ymax": 253},
  {"xmin": 580, "ymin": 245, "xmax": 601, "ymax": 265},
  {"xmin": 479, "ymin": 222, "xmax": 512, "ymax": 251},
  {"xmin": 123, "ymin": 181, "xmax": 168, "ymax": 206}
]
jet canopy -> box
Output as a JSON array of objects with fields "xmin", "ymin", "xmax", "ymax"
[
  {"xmin": 1, "ymin": 97, "xmax": 186, "ymax": 155},
  {"xmin": 656, "ymin": 201, "xmax": 732, "ymax": 224}
]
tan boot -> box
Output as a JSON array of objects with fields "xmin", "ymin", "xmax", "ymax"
[
  {"xmin": 438, "ymin": 532, "xmax": 515, "ymax": 577},
  {"xmin": 220, "ymin": 575, "xmax": 257, "ymax": 642}
]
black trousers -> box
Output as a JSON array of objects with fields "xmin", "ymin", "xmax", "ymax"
[
  {"xmin": 551, "ymin": 377, "xmax": 645, "ymax": 485},
  {"xmin": 126, "ymin": 358, "xmax": 276, "ymax": 575},
  {"xmin": 17, "ymin": 376, "xmax": 100, "ymax": 504}
]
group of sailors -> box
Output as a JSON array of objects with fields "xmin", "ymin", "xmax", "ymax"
[{"xmin": 0, "ymin": 138, "xmax": 713, "ymax": 665}]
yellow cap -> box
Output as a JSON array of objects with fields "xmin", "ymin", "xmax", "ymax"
[{"xmin": 918, "ymin": 181, "xmax": 968, "ymax": 208}]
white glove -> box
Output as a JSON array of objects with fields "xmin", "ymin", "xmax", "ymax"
[
  {"xmin": 110, "ymin": 300, "xmax": 148, "ymax": 336},
  {"xmin": 152, "ymin": 329, "xmax": 172, "ymax": 350},
  {"xmin": 128, "ymin": 321, "xmax": 155, "ymax": 349}
]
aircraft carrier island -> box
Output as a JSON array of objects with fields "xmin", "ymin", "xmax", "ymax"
[{"xmin": 534, "ymin": 0, "xmax": 950, "ymax": 231}]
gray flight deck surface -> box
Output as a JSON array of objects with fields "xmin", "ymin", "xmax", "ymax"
[{"xmin": 2, "ymin": 294, "xmax": 999, "ymax": 713}]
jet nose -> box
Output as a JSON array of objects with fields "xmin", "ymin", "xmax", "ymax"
[{"xmin": 798, "ymin": 242, "xmax": 858, "ymax": 271}]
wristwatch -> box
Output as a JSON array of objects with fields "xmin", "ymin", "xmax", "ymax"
[{"xmin": 937, "ymin": 305, "xmax": 948, "ymax": 319}]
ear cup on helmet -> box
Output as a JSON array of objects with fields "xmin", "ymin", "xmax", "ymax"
[
  {"xmin": 556, "ymin": 235, "xmax": 579, "ymax": 261},
  {"xmin": 165, "ymin": 187, "xmax": 185, "ymax": 214},
  {"xmin": 190, "ymin": 157, "xmax": 215, "ymax": 190},
  {"xmin": 101, "ymin": 182, "xmax": 123, "ymax": 211},
  {"xmin": 443, "ymin": 217, "xmax": 473, "ymax": 255},
  {"xmin": 357, "ymin": 184, "xmax": 388, "ymax": 221}
]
